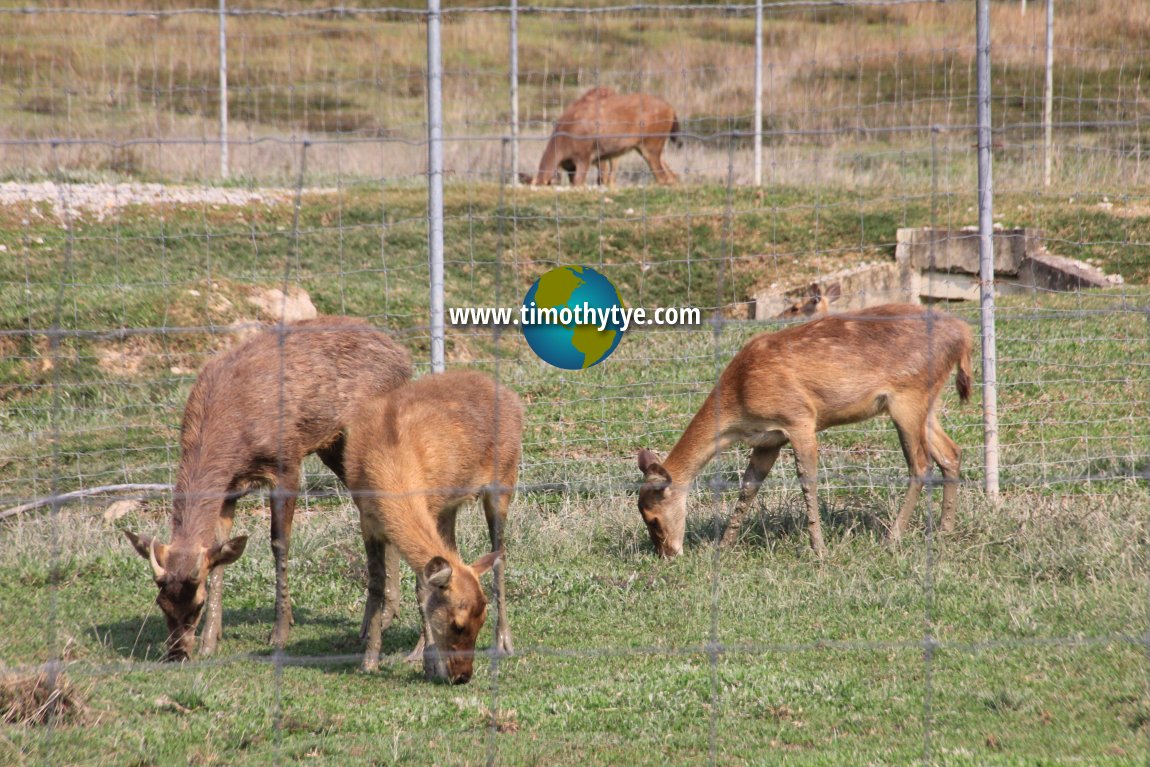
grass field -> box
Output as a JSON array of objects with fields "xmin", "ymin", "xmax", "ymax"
[
  {"xmin": 2, "ymin": 0, "xmax": 1149, "ymax": 188},
  {"xmin": 1, "ymin": 177, "xmax": 1148, "ymax": 765}
]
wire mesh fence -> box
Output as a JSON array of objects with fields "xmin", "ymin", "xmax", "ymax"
[{"xmin": 0, "ymin": 1, "xmax": 1147, "ymax": 764}]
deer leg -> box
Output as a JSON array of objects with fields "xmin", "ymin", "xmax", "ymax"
[
  {"xmin": 359, "ymin": 534, "xmax": 397, "ymax": 672},
  {"xmin": 321, "ymin": 442, "xmax": 403, "ymax": 641},
  {"xmin": 405, "ymin": 572, "xmax": 429, "ymax": 664},
  {"xmin": 315, "ymin": 439, "xmax": 346, "ymax": 485},
  {"xmin": 436, "ymin": 504, "xmax": 460, "ymax": 554},
  {"xmin": 557, "ymin": 159, "xmax": 575, "ymax": 186},
  {"xmin": 637, "ymin": 141, "xmax": 678, "ymax": 185},
  {"xmin": 572, "ymin": 157, "xmax": 592, "ymax": 187},
  {"xmin": 889, "ymin": 408, "xmax": 931, "ymax": 542},
  {"xmin": 598, "ymin": 157, "xmax": 616, "ymax": 187},
  {"xmin": 269, "ymin": 464, "xmax": 300, "ymax": 649},
  {"xmin": 322, "ymin": 441, "xmax": 403, "ymax": 635},
  {"xmin": 483, "ymin": 476, "xmax": 516, "ymax": 656},
  {"xmin": 359, "ymin": 539, "xmax": 401, "ymax": 642},
  {"xmin": 927, "ymin": 414, "xmax": 962, "ymax": 533},
  {"xmin": 720, "ymin": 444, "xmax": 782, "ymax": 548},
  {"xmin": 789, "ymin": 431, "xmax": 827, "ymax": 557},
  {"xmin": 199, "ymin": 497, "xmax": 237, "ymax": 658}
]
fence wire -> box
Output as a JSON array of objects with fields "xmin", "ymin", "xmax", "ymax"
[{"xmin": 0, "ymin": 1, "xmax": 1147, "ymax": 765}]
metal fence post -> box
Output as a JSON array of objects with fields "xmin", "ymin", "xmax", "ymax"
[
  {"xmin": 218, "ymin": 0, "xmax": 228, "ymax": 179},
  {"xmin": 427, "ymin": 0, "xmax": 446, "ymax": 373},
  {"xmin": 510, "ymin": 0, "xmax": 520, "ymax": 185},
  {"xmin": 1043, "ymin": 0, "xmax": 1054, "ymax": 187},
  {"xmin": 977, "ymin": 0, "xmax": 1000, "ymax": 500},
  {"xmin": 753, "ymin": 0, "xmax": 763, "ymax": 188}
]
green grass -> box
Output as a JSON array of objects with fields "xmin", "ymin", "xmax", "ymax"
[
  {"xmin": 1, "ymin": 182, "xmax": 1148, "ymax": 764},
  {"xmin": 0, "ymin": 486, "xmax": 1145, "ymax": 765}
]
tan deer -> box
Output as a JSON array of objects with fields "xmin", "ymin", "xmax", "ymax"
[
  {"xmin": 776, "ymin": 282, "xmax": 842, "ymax": 320},
  {"xmin": 124, "ymin": 317, "xmax": 411, "ymax": 661},
  {"xmin": 636, "ymin": 304, "xmax": 972, "ymax": 558},
  {"xmin": 554, "ymin": 87, "xmax": 618, "ymax": 186},
  {"xmin": 533, "ymin": 90, "xmax": 681, "ymax": 187},
  {"xmin": 343, "ymin": 370, "xmax": 522, "ymax": 684}
]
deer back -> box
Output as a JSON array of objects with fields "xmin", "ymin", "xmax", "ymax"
[
  {"xmin": 173, "ymin": 316, "xmax": 411, "ymax": 542},
  {"xmin": 558, "ymin": 93, "xmax": 677, "ymax": 154},
  {"xmin": 726, "ymin": 304, "xmax": 972, "ymax": 430},
  {"xmin": 346, "ymin": 370, "xmax": 522, "ymax": 507}
]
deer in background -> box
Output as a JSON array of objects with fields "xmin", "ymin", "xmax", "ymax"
[
  {"xmin": 636, "ymin": 304, "xmax": 971, "ymax": 558},
  {"xmin": 344, "ymin": 370, "xmax": 522, "ymax": 684},
  {"xmin": 776, "ymin": 282, "xmax": 842, "ymax": 320},
  {"xmin": 553, "ymin": 87, "xmax": 618, "ymax": 186},
  {"xmin": 533, "ymin": 89, "xmax": 681, "ymax": 187},
  {"xmin": 124, "ymin": 317, "xmax": 412, "ymax": 661}
]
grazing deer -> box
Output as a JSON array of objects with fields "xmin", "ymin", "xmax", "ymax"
[
  {"xmin": 776, "ymin": 282, "xmax": 842, "ymax": 320},
  {"xmin": 533, "ymin": 89, "xmax": 681, "ymax": 187},
  {"xmin": 636, "ymin": 304, "xmax": 972, "ymax": 558},
  {"xmin": 344, "ymin": 370, "xmax": 522, "ymax": 684},
  {"xmin": 124, "ymin": 317, "xmax": 412, "ymax": 661},
  {"xmin": 557, "ymin": 87, "xmax": 618, "ymax": 187}
]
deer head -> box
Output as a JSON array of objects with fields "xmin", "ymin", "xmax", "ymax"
[
  {"xmin": 776, "ymin": 282, "xmax": 842, "ymax": 320},
  {"xmin": 636, "ymin": 449, "xmax": 688, "ymax": 558},
  {"xmin": 420, "ymin": 551, "xmax": 500, "ymax": 685},
  {"xmin": 124, "ymin": 530, "xmax": 248, "ymax": 661}
]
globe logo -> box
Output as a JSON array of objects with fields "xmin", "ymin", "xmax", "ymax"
[{"xmin": 521, "ymin": 265, "xmax": 626, "ymax": 370}]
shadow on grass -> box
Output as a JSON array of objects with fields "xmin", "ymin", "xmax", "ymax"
[
  {"xmin": 94, "ymin": 606, "xmax": 421, "ymax": 669},
  {"xmin": 597, "ymin": 494, "xmax": 893, "ymax": 561},
  {"xmin": 681, "ymin": 494, "xmax": 892, "ymax": 554}
]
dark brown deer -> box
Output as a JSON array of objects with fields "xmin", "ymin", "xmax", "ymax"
[
  {"xmin": 124, "ymin": 316, "xmax": 412, "ymax": 661},
  {"xmin": 637, "ymin": 304, "xmax": 971, "ymax": 558},
  {"xmin": 776, "ymin": 282, "xmax": 842, "ymax": 320},
  {"xmin": 533, "ymin": 90, "xmax": 681, "ymax": 187},
  {"xmin": 344, "ymin": 370, "xmax": 522, "ymax": 684}
]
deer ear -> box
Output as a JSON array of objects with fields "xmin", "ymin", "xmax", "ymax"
[
  {"xmin": 638, "ymin": 449, "xmax": 672, "ymax": 484},
  {"xmin": 637, "ymin": 448, "xmax": 662, "ymax": 475},
  {"xmin": 425, "ymin": 556, "xmax": 453, "ymax": 589},
  {"xmin": 807, "ymin": 283, "xmax": 822, "ymax": 299},
  {"xmin": 825, "ymin": 282, "xmax": 842, "ymax": 302},
  {"xmin": 124, "ymin": 530, "xmax": 153, "ymax": 560},
  {"xmin": 470, "ymin": 550, "xmax": 501, "ymax": 577},
  {"xmin": 208, "ymin": 535, "xmax": 248, "ymax": 568}
]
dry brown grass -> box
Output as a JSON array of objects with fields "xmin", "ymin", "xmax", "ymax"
[
  {"xmin": 0, "ymin": 668, "xmax": 88, "ymax": 727},
  {"xmin": 0, "ymin": 1, "xmax": 1144, "ymax": 183}
]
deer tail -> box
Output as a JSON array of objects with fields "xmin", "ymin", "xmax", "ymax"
[{"xmin": 955, "ymin": 341, "xmax": 973, "ymax": 404}]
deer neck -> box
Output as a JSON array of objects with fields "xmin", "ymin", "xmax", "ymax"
[
  {"xmin": 662, "ymin": 388, "xmax": 735, "ymax": 485},
  {"xmin": 382, "ymin": 496, "xmax": 464, "ymax": 574},
  {"xmin": 170, "ymin": 444, "xmax": 241, "ymax": 549},
  {"xmin": 534, "ymin": 139, "xmax": 560, "ymax": 184}
]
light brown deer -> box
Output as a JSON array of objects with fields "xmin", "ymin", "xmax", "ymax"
[
  {"xmin": 776, "ymin": 282, "xmax": 842, "ymax": 320},
  {"xmin": 533, "ymin": 90, "xmax": 681, "ymax": 187},
  {"xmin": 124, "ymin": 317, "xmax": 412, "ymax": 661},
  {"xmin": 344, "ymin": 370, "xmax": 522, "ymax": 684},
  {"xmin": 636, "ymin": 304, "xmax": 971, "ymax": 558},
  {"xmin": 556, "ymin": 87, "xmax": 617, "ymax": 186}
]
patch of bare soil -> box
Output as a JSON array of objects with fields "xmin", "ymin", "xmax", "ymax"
[{"xmin": 95, "ymin": 334, "xmax": 158, "ymax": 378}]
